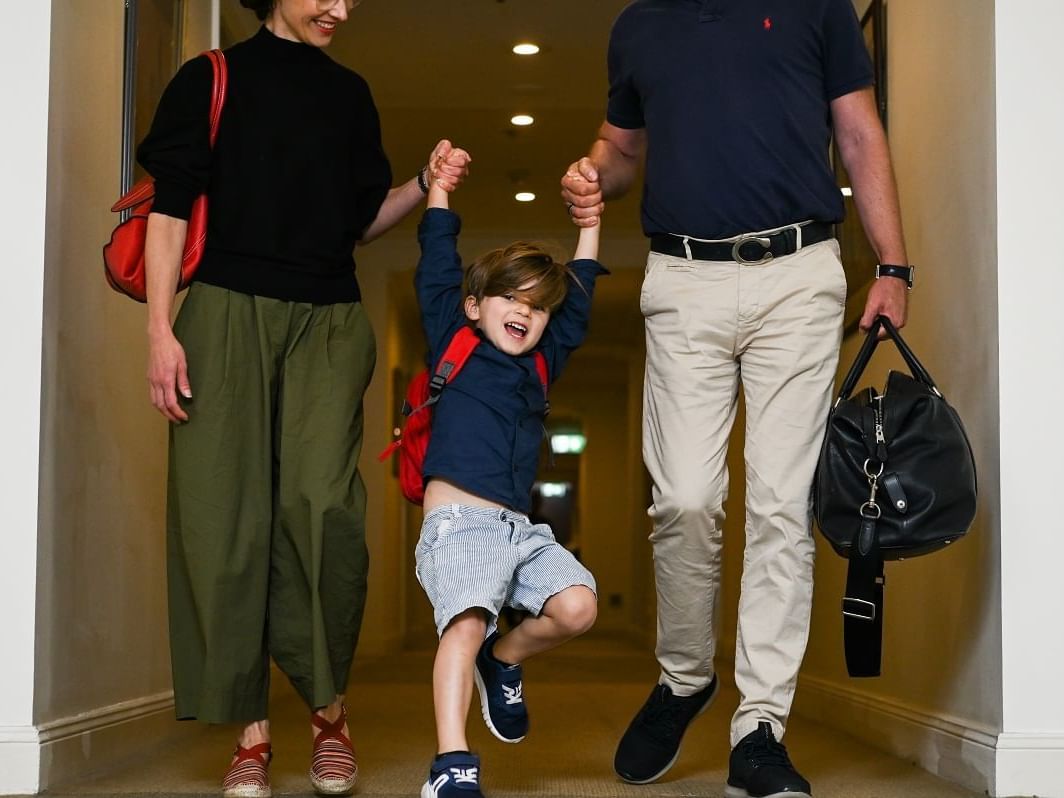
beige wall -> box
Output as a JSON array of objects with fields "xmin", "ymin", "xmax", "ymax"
[
  {"xmin": 18, "ymin": 0, "xmax": 1009, "ymax": 791},
  {"xmin": 33, "ymin": 1, "xmax": 214, "ymax": 785},
  {"xmin": 794, "ymin": 0, "xmax": 1001, "ymax": 790}
]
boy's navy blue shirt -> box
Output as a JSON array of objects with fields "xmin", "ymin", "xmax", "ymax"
[
  {"xmin": 607, "ymin": 0, "xmax": 873, "ymax": 239},
  {"xmin": 415, "ymin": 208, "xmax": 607, "ymax": 514}
]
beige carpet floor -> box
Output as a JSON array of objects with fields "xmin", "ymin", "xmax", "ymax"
[{"xmin": 38, "ymin": 637, "xmax": 980, "ymax": 797}]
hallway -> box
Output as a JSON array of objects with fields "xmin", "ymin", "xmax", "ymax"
[{"xmin": 35, "ymin": 637, "xmax": 979, "ymax": 798}]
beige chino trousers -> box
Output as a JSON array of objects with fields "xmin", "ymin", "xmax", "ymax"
[{"xmin": 641, "ymin": 233, "xmax": 845, "ymax": 746}]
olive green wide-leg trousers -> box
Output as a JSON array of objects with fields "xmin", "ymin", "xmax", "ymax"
[{"xmin": 167, "ymin": 283, "xmax": 375, "ymax": 723}]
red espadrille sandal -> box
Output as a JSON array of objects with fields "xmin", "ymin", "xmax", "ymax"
[
  {"xmin": 222, "ymin": 742, "xmax": 272, "ymax": 798},
  {"xmin": 310, "ymin": 704, "xmax": 358, "ymax": 796}
]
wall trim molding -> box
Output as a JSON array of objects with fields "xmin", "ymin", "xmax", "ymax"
[
  {"xmin": 35, "ymin": 691, "xmax": 189, "ymax": 791},
  {"xmin": 794, "ymin": 673, "xmax": 997, "ymax": 794},
  {"xmin": 36, "ymin": 690, "xmax": 174, "ymax": 744}
]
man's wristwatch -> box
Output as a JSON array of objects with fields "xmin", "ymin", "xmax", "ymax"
[
  {"xmin": 416, "ymin": 166, "xmax": 430, "ymax": 195},
  {"xmin": 875, "ymin": 263, "xmax": 915, "ymax": 290}
]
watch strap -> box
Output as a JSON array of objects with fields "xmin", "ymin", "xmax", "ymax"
[{"xmin": 876, "ymin": 263, "xmax": 915, "ymax": 289}]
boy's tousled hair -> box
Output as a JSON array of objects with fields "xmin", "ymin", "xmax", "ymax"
[{"xmin": 463, "ymin": 242, "xmax": 576, "ymax": 313}]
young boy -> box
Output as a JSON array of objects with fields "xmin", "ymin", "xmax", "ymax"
[{"xmin": 413, "ymin": 145, "xmax": 606, "ymax": 798}]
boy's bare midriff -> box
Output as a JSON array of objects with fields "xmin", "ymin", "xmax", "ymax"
[{"xmin": 423, "ymin": 478, "xmax": 509, "ymax": 514}]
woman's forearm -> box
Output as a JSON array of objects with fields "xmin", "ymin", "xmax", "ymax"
[
  {"xmin": 145, "ymin": 212, "xmax": 187, "ymax": 334},
  {"xmin": 359, "ymin": 178, "xmax": 424, "ymax": 244}
]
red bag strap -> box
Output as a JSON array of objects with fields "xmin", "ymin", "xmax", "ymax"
[
  {"xmin": 109, "ymin": 50, "xmax": 227, "ymax": 214},
  {"xmin": 533, "ymin": 352, "xmax": 549, "ymax": 396},
  {"xmin": 414, "ymin": 326, "xmax": 551, "ymax": 415},
  {"xmin": 427, "ymin": 326, "xmax": 481, "ymax": 397},
  {"xmin": 431, "ymin": 329, "xmax": 549, "ymax": 394},
  {"xmin": 204, "ymin": 49, "xmax": 228, "ymax": 149}
]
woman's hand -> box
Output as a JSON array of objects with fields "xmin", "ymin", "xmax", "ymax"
[
  {"xmin": 148, "ymin": 327, "xmax": 191, "ymax": 423},
  {"xmin": 426, "ymin": 140, "xmax": 471, "ymax": 193}
]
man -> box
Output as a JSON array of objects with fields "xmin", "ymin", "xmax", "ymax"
[{"xmin": 561, "ymin": 2, "xmax": 911, "ymax": 796}]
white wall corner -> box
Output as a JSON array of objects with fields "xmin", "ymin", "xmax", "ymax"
[
  {"xmin": 0, "ymin": 726, "xmax": 41, "ymax": 795},
  {"xmin": 0, "ymin": 1, "xmax": 51, "ymax": 793},
  {"xmin": 995, "ymin": 5, "xmax": 1064, "ymax": 798},
  {"xmin": 994, "ymin": 733, "xmax": 1064, "ymax": 798}
]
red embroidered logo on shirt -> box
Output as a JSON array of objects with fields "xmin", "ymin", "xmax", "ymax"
[{"xmin": 763, "ymin": 17, "xmax": 773, "ymax": 30}]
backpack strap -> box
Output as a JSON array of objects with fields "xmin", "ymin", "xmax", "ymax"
[
  {"xmin": 409, "ymin": 328, "xmax": 551, "ymax": 417},
  {"xmin": 533, "ymin": 352, "xmax": 550, "ymax": 417},
  {"xmin": 409, "ymin": 326, "xmax": 482, "ymax": 415}
]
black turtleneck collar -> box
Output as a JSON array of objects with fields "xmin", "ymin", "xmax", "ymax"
[{"xmin": 253, "ymin": 25, "xmax": 327, "ymax": 61}]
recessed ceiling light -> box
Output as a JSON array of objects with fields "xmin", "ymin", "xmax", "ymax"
[
  {"xmin": 513, "ymin": 43, "xmax": 540, "ymax": 56},
  {"xmin": 515, "ymin": 192, "xmax": 536, "ymax": 203},
  {"xmin": 511, "ymin": 114, "xmax": 535, "ymax": 127}
]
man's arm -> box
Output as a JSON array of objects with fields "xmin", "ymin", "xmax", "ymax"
[
  {"xmin": 561, "ymin": 122, "xmax": 646, "ymax": 228},
  {"xmin": 832, "ymin": 86, "xmax": 910, "ymax": 330}
]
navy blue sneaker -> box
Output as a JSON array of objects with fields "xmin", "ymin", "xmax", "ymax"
[
  {"xmin": 420, "ymin": 752, "xmax": 484, "ymax": 798},
  {"xmin": 474, "ymin": 632, "xmax": 528, "ymax": 743}
]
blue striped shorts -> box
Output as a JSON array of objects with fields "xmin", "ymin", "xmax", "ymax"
[{"xmin": 415, "ymin": 503, "xmax": 597, "ymax": 637}]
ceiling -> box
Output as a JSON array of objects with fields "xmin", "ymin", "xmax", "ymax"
[
  {"xmin": 218, "ymin": 0, "xmax": 648, "ymax": 356},
  {"xmin": 219, "ymin": 0, "xmax": 641, "ymax": 239}
]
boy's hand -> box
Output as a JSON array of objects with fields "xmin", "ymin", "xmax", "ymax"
[{"xmin": 562, "ymin": 158, "xmax": 603, "ymax": 228}]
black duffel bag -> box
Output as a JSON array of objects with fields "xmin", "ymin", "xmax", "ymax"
[{"xmin": 813, "ymin": 315, "xmax": 977, "ymax": 677}]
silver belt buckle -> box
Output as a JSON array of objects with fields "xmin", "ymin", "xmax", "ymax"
[{"xmin": 732, "ymin": 235, "xmax": 773, "ymax": 265}]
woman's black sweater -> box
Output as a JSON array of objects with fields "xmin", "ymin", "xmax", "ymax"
[{"xmin": 138, "ymin": 26, "xmax": 392, "ymax": 304}]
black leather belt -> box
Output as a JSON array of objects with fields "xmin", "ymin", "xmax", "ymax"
[{"xmin": 650, "ymin": 221, "xmax": 833, "ymax": 264}]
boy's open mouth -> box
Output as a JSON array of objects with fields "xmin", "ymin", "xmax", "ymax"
[{"xmin": 505, "ymin": 322, "xmax": 528, "ymax": 339}]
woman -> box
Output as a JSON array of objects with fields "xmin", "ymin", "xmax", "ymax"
[{"xmin": 138, "ymin": 1, "xmax": 467, "ymax": 795}]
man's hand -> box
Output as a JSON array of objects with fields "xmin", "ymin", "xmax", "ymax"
[
  {"xmin": 859, "ymin": 276, "xmax": 909, "ymax": 333},
  {"xmin": 561, "ymin": 157, "xmax": 605, "ymax": 229}
]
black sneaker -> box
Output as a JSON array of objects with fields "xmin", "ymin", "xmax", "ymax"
[
  {"xmin": 420, "ymin": 752, "xmax": 484, "ymax": 798},
  {"xmin": 474, "ymin": 632, "xmax": 528, "ymax": 743},
  {"xmin": 725, "ymin": 722, "xmax": 811, "ymax": 798},
  {"xmin": 613, "ymin": 676, "xmax": 719, "ymax": 784}
]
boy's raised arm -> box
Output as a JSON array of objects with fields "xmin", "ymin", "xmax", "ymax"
[
  {"xmin": 539, "ymin": 205, "xmax": 607, "ymax": 379},
  {"xmin": 415, "ymin": 146, "xmax": 473, "ymax": 349}
]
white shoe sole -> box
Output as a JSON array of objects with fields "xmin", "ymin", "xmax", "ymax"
[
  {"xmin": 222, "ymin": 786, "xmax": 271, "ymax": 798},
  {"xmin": 473, "ymin": 667, "xmax": 526, "ymax": 744},
  {"xmin": 310, "ymin": 770, "xmax": 357, "ymax": 796},
  {"xmin": 724, "ymin": 787, "xmax": 811, "ymax": 798},
  {"xmin": 615, "ymin": 677, "xmax": 721, "ymax": 785}
]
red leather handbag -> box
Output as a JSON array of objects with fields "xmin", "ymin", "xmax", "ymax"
[{"xmin": 102, "ymin": 49, "xmax": 228, "ymax": 302}]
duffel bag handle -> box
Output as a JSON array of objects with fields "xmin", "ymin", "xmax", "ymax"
[{"xmin": 836, "ymin": 316, "xmax": 941, "ymax": 401}]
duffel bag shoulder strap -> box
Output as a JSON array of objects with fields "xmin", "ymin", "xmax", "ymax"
[{"xmin": 843, "ymin": 508, "xmax": 885, "ymax": 677}]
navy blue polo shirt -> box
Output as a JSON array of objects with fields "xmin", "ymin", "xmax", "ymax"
[
  {"xmin": 415, "ymin": 209, "xmax": 608, "ymax": 514},
  {"xmin": 607, "ymin": 0, "xmax": 873, "ymax": 239}
]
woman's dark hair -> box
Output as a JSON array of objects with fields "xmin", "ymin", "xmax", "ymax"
[{"xmin": 240, "ymin": 0, "xmax": 275, "ymax": 21}]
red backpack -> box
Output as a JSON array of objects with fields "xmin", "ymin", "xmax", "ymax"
[{"xmin": 379, "ymin": 326, "xmax": 549, "ymax": 505}]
